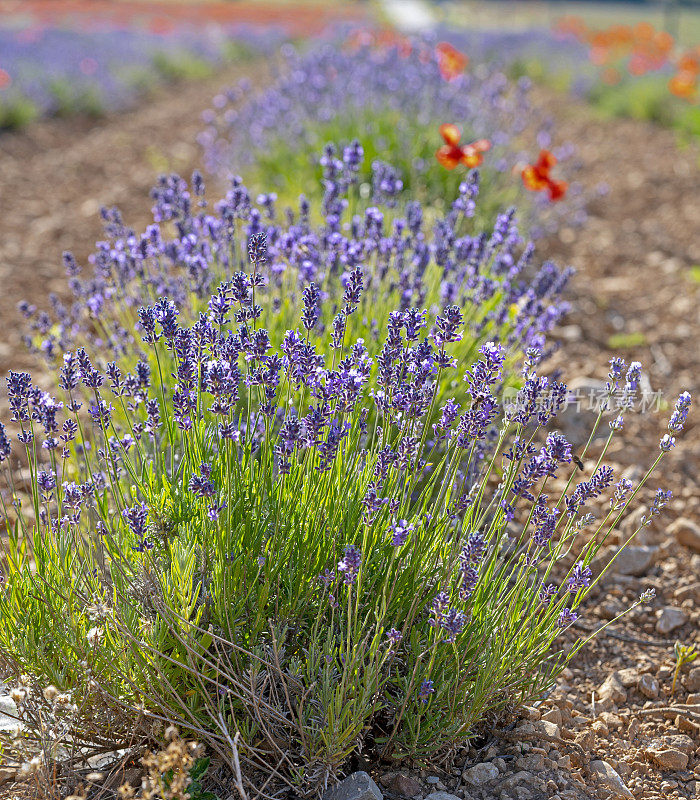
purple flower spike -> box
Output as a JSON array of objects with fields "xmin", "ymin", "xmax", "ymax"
[
  {"xmin": 389, "ymin": 519, "xmax": 414, "ymax": 547},
  {"xmin": 386, "ymin": 627, "xmax": 403, "ymax": 645},
  {"xmin": 337, "ymin": 544, "xmax": 361, "ymax": 585},
  {"xmin": 557, "ymin": 608, "xmax": 578, "ymax": 628},
  {"xmin": 418, "ymin": 678, "xmax": 435, "ymax": 704},
  {"xmin": 567, "ymin": 561, "xmax": 592, "ymax": 593},
  {"xmin": 123, "ymin": 502, "xmax": 148, "ymax": 539},
  {"xmin": 0, "ymin": 424, "xmax": 11, "ymax": 464},
  {"xmin": 668, "ymin": 391, "xmax": 691, "ymax": 434}
]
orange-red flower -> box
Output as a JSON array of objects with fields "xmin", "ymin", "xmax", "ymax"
[
  {"xmin": 521, "ymin": 150, "xmax": 568, "ymax": 202},
  {"xmin": 669, "ymin": 71, "xmax": 697, "ymax": 99},
  {"xmin": 436, "ymin": 42, "xmax": 468, "ymax": 81},
  {"xmin": 436, "ymin": 124, "xmax": 491, "ymax": 170},
  {"xmin": 670, "ymin": 50, "xmax": 699, "ymax": 100}
]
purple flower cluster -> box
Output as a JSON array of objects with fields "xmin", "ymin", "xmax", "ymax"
[
  {"xmin": 21, "ymin": 146, "xmax": 573, "ymax": 443},
  {"xmin": 389, "ymin": 519, "xmax": 414, "ymax": 547}
]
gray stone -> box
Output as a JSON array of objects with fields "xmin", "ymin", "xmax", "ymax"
[
  {"xmin": 323, "ymin": 772, "xmax": 383, "ymax": 800},
  {"xmin": 512, "ymin": 719, "xmax": 560, "ymax": 740},
  {"xmin": 498, "ymin": 771, "xmax": 531, "ymax": 789},
  {"xmin": 613, "ymin": 545, "xmax": 658, "ymax": 576},
  {"xmin": 589, "ymin": 761, "xmax": 633, "ymax": 799},
  {"xmin": 462, "ymin": 761, "xmax": 499, "ymax": 786},
  {"xmin": 515, "ymin": 753, "xmax": 544, "ymax": 772},
  {"xmin": 589, "ymin": 545, "xmax": 616, "ymax": 579},
  {"xmin": 669, "ymin": 518, "xmax": 700, "ymax": 553},
  {"xmin": 615, "ymin": 668, "xmax": 639, "ymax": 687},
  {"xmin": 655, "ymin": 606, "xmax": 688, "ymax": 635},
  {"xmin": 425, "ymin": 794, "xmax": 461, "ymax": 800},
  {"xmin": 591, "ymin": 544, "xmax": 657, "ymax": 579},
  {"xmin": 618, "ymin": 506, "xmax": 648, "ymax": 544}
]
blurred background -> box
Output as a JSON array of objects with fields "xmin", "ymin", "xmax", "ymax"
[{"xmin": 0, "ymin": 0, "xmax": 698, "ymax": 130}]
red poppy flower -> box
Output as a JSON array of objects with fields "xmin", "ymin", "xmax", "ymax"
[
  {"xmin": 521, "ymin": 150, "xmax": 568, "ymax": 201},
  {"xmin": 436, "ymin": 42, "xmax": 468, "ymax": 82},
  {"xmin": 436, "ymin": 124, "xmax": 491, "ymax": 170}
]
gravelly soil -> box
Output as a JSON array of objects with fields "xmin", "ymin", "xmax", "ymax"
[
  {"xmin": 0, "ymin": 69, "xmax": 698, "ymax": 800},
  {"xmin": 521, "ymin": 90, "xmax": 700, "ymax": 800}
]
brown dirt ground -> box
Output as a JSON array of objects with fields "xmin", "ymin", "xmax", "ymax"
[
  {"xmin": 0, "ymin": 71, "xmax": 698, "ymax": 799},
  {"xmin": 534, "ymin": 93, "xmax": 700, "ymax": 800}
]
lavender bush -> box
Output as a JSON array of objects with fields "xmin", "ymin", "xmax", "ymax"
[
  {"xmin": 0, "ymin": 166, "xmax": 691, "ymax": 794},
  {"xmin": 198, "ymin": 36, "xmax": 586, "ymax": 235},
  {"xmin": 21, "ymin": 147, "xmax": 572, "ymax": 408}
]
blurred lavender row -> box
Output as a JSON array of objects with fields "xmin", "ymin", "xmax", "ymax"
[
  {"xmin": 0, "ymin": 23, "xmax": 283, "ymax": 126},
  {"xmin": 434, "ymin": 26, "xmax": 595, "ymax": 95}
]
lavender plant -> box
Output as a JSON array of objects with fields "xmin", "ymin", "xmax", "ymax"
[
  {"xmin": 21, "ymin": 149, "xmax": 572, "ymax": 417},
  {"xmin": 198, "ymin": 36, "xmax": 586, "ymax": 235},
  {"xmin": 0, "ymin": 218, "xmax": 690, "ymax": 794}
]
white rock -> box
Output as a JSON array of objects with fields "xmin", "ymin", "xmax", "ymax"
[
  {"xmin": 536, "ymin": 719, "xmax": 561, "ymax": 739},
  {"xmin": 0, "ymin": 695, "xmax": 20, "ymax": 732},
  {"xmin": 462, "ymin": 762, "xmax": 499, "ymax": 786},
  {"xmin": 598, "ymin": 673, "xmax": 627, "ymax": 705},
  {"xmin": 589, "ymin": 760, "xmax": 634, "ymax": 798},
  {"xmin": 637, "ymin": 673, "xmax": 659, "ymax": 699}
]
